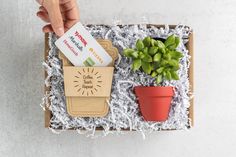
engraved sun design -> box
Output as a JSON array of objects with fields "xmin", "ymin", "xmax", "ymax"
[{"xmin": 73, "ymin": 68, "xmax": 102, "ymax": 96}]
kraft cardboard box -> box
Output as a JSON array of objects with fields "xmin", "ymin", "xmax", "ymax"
[{"xmin": 44, "ymin": 24, "xmax": 194, "ymax": 130}]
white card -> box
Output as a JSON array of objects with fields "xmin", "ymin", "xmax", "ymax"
[{"xmin": 55, "ymin": 22, "xmax": 112, "ymax": 67}]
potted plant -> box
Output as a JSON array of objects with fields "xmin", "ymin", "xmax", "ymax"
[{"xmin": 123, "ymin": 35, "xmax": 183, "ymax": 121}]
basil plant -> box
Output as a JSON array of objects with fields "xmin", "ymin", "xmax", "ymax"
[{"xmin": 123, "ymin": 35, "xmax": 183, "ymax": 84}]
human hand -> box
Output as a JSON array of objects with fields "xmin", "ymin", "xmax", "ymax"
[{"xmin": 36, "ymin": 0, "xmax": 80, "ymax": 36}]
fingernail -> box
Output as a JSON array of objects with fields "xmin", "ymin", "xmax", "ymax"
[
  {"xmin": 39, "ymin": 8, "xmax": 44, "ymax": 12},
  {"xmin": 57, "ymin": 27, "xmax": 64, "ymax": 37}
]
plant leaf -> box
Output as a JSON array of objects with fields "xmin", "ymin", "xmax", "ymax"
[
  {"xmin": 168, "ymin": 44, "xmax": 177, "ymax": 50},
  {"xmin": 123, "ymin": 48, "xmax": 134, "ymax": 57},
  {"xmin": 159, "ymin": 47, "xmax": 166, "ymax": 54},
  {"xmin": 151, "ymin": 71, "xmax": 157, "ymax": 77},
  {"xmin": 132, "ymin": 59, "xmax": 142, "ymax": 71},
  {"xmin": 164, "ymin": 53, "xmax": 171, "ymax": 60},
  {"xmin": 143, "ymin": 37, "xmax": 151, "ymax": 47},
  {"xmin": 142, "ymin": 54, "xmax": 152, "ymax": 62},
  {"xmin": 165, "ymin": 35, "xmax": 180, "ymax": 50},
  {"xmin": 172, "ymin": 64, "xmax": 180, "ymax": 71},
  {"xmin": 175, "ymin": 37, "xmax": 180, "ymax": 48},
  {"xmin": 164, "ymin": 35, "xmax": 175, "ymax": 47},
  {"xmin": 151, "ymin": 39, "xmax": 156, "ymax": 46},
  {"xmin": 156, "ymin": 67, "xmax": 164, "ymax": 74},
  {"xmin": 139, "ymin": 51, "xmax": 146, "ymax": 59},
  {"xmin": 160, "ymin": 59, "xmax": 168, "ymax": 66},
  {"xmin": 156, "ymin": 75, "xmax": 163, "ymax": 84},
  {"xmin": 170, "ymin": 70, "xmax": 179, "ymax": 80},
  {"xmin": 148, "ymin": 47, "xmax": 158, "ymax": 56},
  {"xmin": 153, "ymin": 62, "xmax": 159, "ymax": 69},
  {"xmin": 131, "ymin": 51, "xmax": 139, "ymax": 58},
  {"xmin": 168, "ymin": 59, "xmax": 178, "ymax": 67},
  {"xmin": 166, "ymin": 70, "xmax": 172, "ymax": 80},
  {"xmin": 153, "ymin": 53, "xmax": 162, "ymax": 62},
  {"xmin": 163, "ymin": 71, "xmax": 166, "ymax": 77},
  {"xmin": 136, "ymin": 39, "xmax": 144, "ymax": 51},
  {"xmin": 156, "ymin": 40, "xmax": 165, "ymax": 49},
  {"xmin": 169, "ymin": 51, "xmax": 183, "ymax": 59},
  {"xmin": 143, "ymin": 47, "xmax": 148, "ymax": 54},
  {"xmin": 141, "ymin": 61, "xmax": 152, "ymax": 74}
]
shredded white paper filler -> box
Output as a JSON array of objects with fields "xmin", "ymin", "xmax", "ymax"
[{"xmin": 41, "ymin": 24, "xmax": 192, "ymax": 138}]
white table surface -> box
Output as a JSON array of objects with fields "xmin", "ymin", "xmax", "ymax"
[{"xmin": 0, "ymin": 0, "xmax": 236, "ymax": 156}]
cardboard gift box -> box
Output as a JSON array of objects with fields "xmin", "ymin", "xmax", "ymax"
[{"xmin": 44, "ymin": 25, "xmax": 194, "ymax": 130}]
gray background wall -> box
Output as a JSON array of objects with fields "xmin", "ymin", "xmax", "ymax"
[{"xmin": 0, "ymin": 0, "xmax": 236, "ymax": 156}]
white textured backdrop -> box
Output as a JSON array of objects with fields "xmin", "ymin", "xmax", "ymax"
[{"xmin": 0, "ymin": 0, "xmax": 236, "ymax": 156}]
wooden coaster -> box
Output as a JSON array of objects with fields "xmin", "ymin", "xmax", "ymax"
[
  {"xmin": 63, "ymin": 67, "xmax": 114, "ymax": 117},
  {"xmin": 96, "ymin": 39, "xmax": 118, "ymax": 66},
  {"xmin": 59, "ymin": 39, "xmax": 118, "ymax": 117}
]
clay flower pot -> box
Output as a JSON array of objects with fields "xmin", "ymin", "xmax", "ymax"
[{"xmin": 134, "ymin": 86, "xmax": 174, "ymax": 121}]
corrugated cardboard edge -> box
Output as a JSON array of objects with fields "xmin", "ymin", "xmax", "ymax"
[
  {"xmin": 44, "ymin": 33, "xmax": 51, "ymax": 128},
  {"xmin": 187, "ymin": 33, "xmax": 194, "ymax": 127},
  {"xmin": 44, "ymin": 24, "xmax": 194, "ymax": 129}
]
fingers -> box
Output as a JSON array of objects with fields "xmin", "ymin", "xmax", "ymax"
[
  {"xmin": 39, "ymin": 6, "xmax": 47, "ymax": 13},
  {"xmin": 37, "ymin": 6, "xmax": 66, "ymax": 23},
  {"xmin": 64, "ymin": 5, "xmax": 79, "ymax": 20},
  {"xmin": 44, "ymin": 0, "xmax": 64, "ymax": 36},
  {"xmin": 36, "ymin": 0, "xmax": 80, "ymax": 36},
  {"xmin": 37, "ymin": 11, "xmax": 50, "ymax": 23},
  {"xmin": 63, "ymin": 1, "xmax": 80, "ymax": 28},
  {"xmin": 66, "ymin": 0, "xmax": 79, "ymax": 19},
  {"xmin": 42, "ymin": 24, "xmax": 53, "ymax": 33},
  {"xmin": 59, "ymin": 0, "xmax": 71, "ymax": 4},
  {"xmin": 60, "ymin": 0, "xmax": 76, "ymax": 12},
  {"xmin": 64, "ymin": 20, "xmax": 78, "ymax": 31}
]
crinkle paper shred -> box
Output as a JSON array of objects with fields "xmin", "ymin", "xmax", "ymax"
[{"xmin": 41, "ymin": 24, "xmax": 193, "ymax": 138}]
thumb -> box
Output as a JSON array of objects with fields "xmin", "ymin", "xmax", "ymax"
[{"xmin": 45, "ymin": 0, "xmax": 64, "ymax": 36}]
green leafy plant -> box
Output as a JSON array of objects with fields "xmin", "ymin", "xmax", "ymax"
[{"xmin": 123, "ymin": 35, "xmax": 183, "ymax": 84}]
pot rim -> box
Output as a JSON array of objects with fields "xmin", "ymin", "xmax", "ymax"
[{"xmin": 134, "ymin": 86, "xmax": 174, "ymax": 97}]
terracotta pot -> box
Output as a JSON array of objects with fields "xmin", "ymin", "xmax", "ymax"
[{"xmin": 134, "ymin": 86, "xmax": 174, "ymax": 121}]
